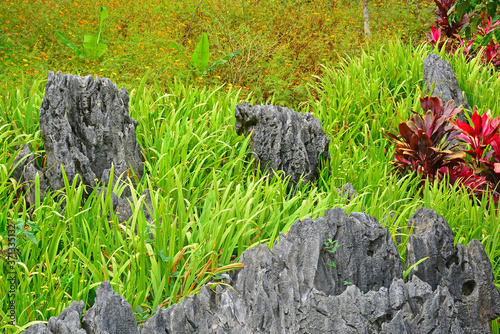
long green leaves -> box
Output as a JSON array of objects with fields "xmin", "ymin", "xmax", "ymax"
[
  {"xmin": 56, "ymin": 7, "xmax": 109, "ymax": 60},
  {"xmin": 1, "ymin": 39, "xmax": 500, "ymax": 332}
]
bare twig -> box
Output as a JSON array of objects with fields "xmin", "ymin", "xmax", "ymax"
[{"xmin": 182, "ymin": 0, "xmax": 204, "ymax": 46}]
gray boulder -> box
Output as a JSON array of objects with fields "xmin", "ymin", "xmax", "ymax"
[
  {"xmin": 82, "ymin": 281, "xmax": 139, "ymax": 334},
  {"xmin": 423, "ymin": 53, "xmax": 470, "ymax": 121},
  {"xmin": 235, "ymin": 102, "xmax": 331, "ymax": 187},
  {"xmin": 23, "ymin": 208, "xmax": 500, "ymax": 333},
  {"xmin": 24, "ymin": 301, "xmax": 85, "ymax": 334},
  {"xmin": 40, "ymin": 71, "xmax": 143, "ymax": 191},
  {"xmin": 405, "ymin": 208, "xmax": 500, "ymax": 333},
  {"xmin": 139, "ymin": 207, "xmax": 500, "ymax": 333},
  {"xmin": 11, "ymin": 71, "xmax": 148, "ymax": 223},
  {"xmin": 23, "ymin": 283, "xmax": 138, "ymax": 334}
]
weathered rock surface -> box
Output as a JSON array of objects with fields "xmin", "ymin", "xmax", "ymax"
[
  {"xmin": 339, "ymin": 182, "xmax": 357, "ymax": 201},
  {"xmin": 40, "ymin": 71, "xmax": 143, "ymax": 190},
  {"xmin": 405, "ymin": 208, "xmax": 500, "ymax": 333},
  {"xmin": 24, "ymin": 301, "xmax": 86, "ymax": 334},
  {"xmin": 24, "ymin": 208, "xmax": 500, "ymax": 333},
  {"xmin": 235, "ymin": 102, "xmax": 331, "ymax": 186},
  {"xmin": 11, "ymin": 71, "xmax": 148, "ymax": 223},
  {"xmin": 81, "ymin": 281, "xmax": 139, "ymax": 334},
  {"xmin": 24, "ymin": 282, "xmax": 138, "ymax": 334},
  {"xmin": 423, "ymin": 53, "xmax": 470, "ymax": 121}
]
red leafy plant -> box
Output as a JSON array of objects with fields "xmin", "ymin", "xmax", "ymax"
[
  {"xmin": 452, "ymin": 109, "xmax": 500, "ymax": 194},
  {"xmin": 432, "ymin": 0, "xmax": 468, "ymax": 39},
  {"xmin": 388, "ymin": 96, "xmax": 500, "ymax": 202},
  {"xmin": 386, "ymin": 96, "xmax": 465, "ymax": 183},
  {"xmin": 426, "ymin": 0, "xmax": 500, "ymax": 68}
]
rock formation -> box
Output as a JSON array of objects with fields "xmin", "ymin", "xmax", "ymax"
[
  {"xmin": 235, "ymin": 102, "xmax": 331, "ymax": 187},
  {"xmin": 11, "ymin": 71, "xmax": 150, "ymax": 223},
  {"xmin": 24, "ymin": 282, "xmax": 138, "ymax": 334},
  {"xmin": 23, "ymin": 208, "xmax": 500, "ymax": 333},
  {"xmin": 423, "ymin": 53, "xmax": 470, "ymax": 121}
]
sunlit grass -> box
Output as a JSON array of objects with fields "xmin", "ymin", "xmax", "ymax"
[
  {"xmin": 1, "ymin": 39, "xmax": 500, "ymax": 332},
  {"xmin": 0, "ymin": 0, "xmax": 434, "ymax": 107}
]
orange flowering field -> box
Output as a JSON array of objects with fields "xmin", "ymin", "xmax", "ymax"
[{"xmin": 0, "ymin": 0, "xmax": 433, "ymax": 106}]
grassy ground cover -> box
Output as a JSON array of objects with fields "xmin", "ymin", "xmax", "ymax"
[
  {"xmin": 1, "ymin": 40, "xmax": 500, "ymax": 332},
  {"xmin": 0, "ymin": 0, "xmax": 433, "ymax": 107},
  {"xmin": 1, "ymin": 0, "xmax": 500, "ymax": 332}
]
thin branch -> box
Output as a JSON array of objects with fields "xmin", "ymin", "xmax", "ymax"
[{"xmin": 182, "ymin": 0, "xmax": 204, "ymax": 46}]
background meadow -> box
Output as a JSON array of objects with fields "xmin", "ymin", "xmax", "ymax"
[{"xmin": 1, "ymin": 0, "xmax": 500, "ymax": 332}]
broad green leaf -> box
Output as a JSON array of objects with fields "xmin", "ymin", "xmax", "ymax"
[
  {"xmin": 469, "ymin": 15, "xmax": 482, "ymax": 36},
  {"xmin": 454, "ymin": 0, "xmax": 470, "ymax": 20},
  {"xmin": 56, "ymin": 31, "xmax": 85, "ymax": 59},
  {"xmin": 26, "ymin": 221, "xmax": 40, "ymax": 232},
  {"xmin": 96, "ymin": 43, "xmax": 108, "ymax": 58},
  {"xmin": 83, "ymin": 34, "xmax": 98, "ymax": 46},
  {"xmin": 191, "ymin": 33, "xmax": 210, "ymax": 70},
  {"xmin": 83, "ymin": 34, "xmax": 98, "ymax": 58},
  {"xmin": 23, "ymin": 231, "xmax": 38, "ymax": 245},
  {"xmin": 100, "ymin": 6, "xmax": 109, "ymax": 23}
]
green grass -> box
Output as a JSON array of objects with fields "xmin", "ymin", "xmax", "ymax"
[
  {"xmin": 1, "ymin": 39, "xmax": 500, "ymax": 332},
  {"xmin": 1, "ymin": 0, "xmax": 500, "ymax": 332},
  {"xmin": 0, "ymin": 0, "xmax": 433, "ymax": 107}
]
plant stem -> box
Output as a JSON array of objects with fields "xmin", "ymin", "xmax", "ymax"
[{"xmin": 183, "ymin": 0, "xmax": 204, "ymax": 46}]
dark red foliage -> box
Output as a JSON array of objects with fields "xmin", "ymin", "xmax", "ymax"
[
  {"xmin": 440, "ymin": 164, "xmax": 493, "ymax": 198},
  {"xmin": 433, "ymin": 0, "xmax": 468, "ymax": 38},
  {"xmin": 387, "ymin": 97, "xmax": 465, "ymax": 182}
]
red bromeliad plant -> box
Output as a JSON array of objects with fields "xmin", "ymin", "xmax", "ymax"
[
  {"xmin": 427, "ymin": 0, "xmax": 500, "ymax": 69},
  {"xmin": 426, "ymin": 26, "xmax": 444, "ymax": 47},
  {"xmin": 386, "ymin": 96, "xmax": 465, "ymax": 183},
  {"xmin": 483, "ymin": 39, "xmax": 500, "ymax": 67},
  {"xmin": 439, "ymin": 164, "xmax": 493, "ymax": 198}
]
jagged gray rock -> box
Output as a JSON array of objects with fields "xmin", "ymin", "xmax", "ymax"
[
  {"xmin": 405, "ymin": 208, "xmax": 500, "ymax": 333},
  {"xmin": 82, "ymin": 281, "xmax": 139, "ymax": 334},
  {"xmin": 23, "ymin": 208, "xmax": 500, "ymax": 334},
  {"xmin": 23, "ymin": 283, "xmax": 138, "ymax": 334},
  {"xmin": 235, "ymin": 102, "xmax": 331, "ymax": 186},
  {"xmin": 40, "ymin": 71, "xmax": 143, "ymax": 191},
  {"xmin": 24, "ymin": 301, "xmax": 85, "ymax": 334},
  {"xmin": 423, "ymin": 53, "xmax": 470, "ymax": 121},
  {"xmin": 139, "ymin": 207, "xmax": 499, "ymax": 333},
  {"xmin": 11, "ymin": 71, "xmax": 148, "ymax": 223}
]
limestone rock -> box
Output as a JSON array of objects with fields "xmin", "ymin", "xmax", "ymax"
[
  {"xmin": 423, "ymin": 53, "xmax": 470, "ymax": 121},
  {"xmin": 11, "ymin": 71, "xmax": 147, "ymax": 223},
  {"xmin": 23, "ymin": 301, "xmax": 85, "ymax": 334},
  {"xmin": 40, "ymin": 71, "xmax": 143, "ymax": 191},
  {"xmin": 235, "ymin": 102, "xmax": 331, "ymax": 186},
  {"xmin": 82, "ymin": 281, "xmax": 139, "ymax": 334},
  {"xmin": 23, "ymin": 208, "xmax": 500, "ymax": 334},
  {"xmin": 339, "ymin": 182, "xmax": 357, "ymax": 201},
  {"xmin": 139, "ymin": 208, "xmax": 500, "ymax": 333},
  {"xmin": 405, "ymin": 208, "xmax": 500, "ymax": 333}
]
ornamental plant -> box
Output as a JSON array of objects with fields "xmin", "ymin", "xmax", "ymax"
[
  {"xmin": 388, "ymin": 96, "xmax": 500, "ymax": 202},
  {"xmin": 452, "ymin": 109, "xmax": 500, "ymax": 190},
  {"xmin": 386, "ymin": 96, "xmax": 465, "ymax": 183},
  {"xmin": 170, "ymin": 33, "xmax": 242, "ymax": 75},
  {"xmin": 433, "ymin": 0, "xmax": 469, "ymax": 39},
  {"xmin": 426, "ymin": 0, "xmax": 500, "ymax": 68}
]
